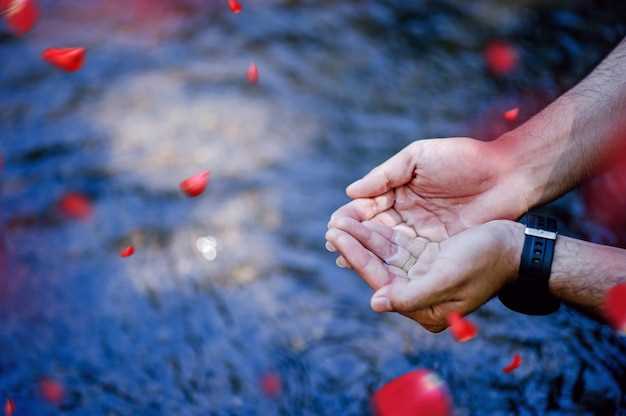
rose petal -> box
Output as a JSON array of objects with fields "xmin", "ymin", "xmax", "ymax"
[
  {"xmin": 603, "ymin": 283, "xmax": 626, "ymax": 334},
  {"xmin": 228, "ymin": 0, "xmax": 242, "ymax": 14},
  {"xmin": 484, "ymin": 40, "xmax": 518, "ymax": 75},
  {"xmin": 119, "ymin": 246, "xmax": 135, "ymax": 258},
  {"xmin": 179, "ymin": 170, "xmax": 210, "ymax": 198},
  {"xmin": 446, "ymin": 311, "xmax": 477, "ymax": 343},
  {"xmin": 502, "ymin": 353, "xmax": 522, "ymax": 373},
  {"xmin": 372, "ymin": 369, "xmax": 453, "ymax": 416},
  {"xmin": 247, "ymin": 63, "xmax": 259, "ymax": 85},
  {"xmin": 58, "ymin": 192, "xmax": 92, "ymax": 220},
  {"xmin": 503, "ymin": 107, "xmax": 519, "ymax": 122},
  {"xmin": 4, "ymin": 0, "xmax": 38, "ymax": 35},
  {"xmin": 4, "ymin": 399, "xmax": 15, "ymax": 416},
  {"xmin": 39, "ymin": 377, "xmax": 64, "ymax": 405},
  {"xmin": 41, "ymin": 47, "xmax": 86, "ymax": 72},
  {"xmin": 260, "ymin": 373, "xmax": 281, "ymax": 398}
]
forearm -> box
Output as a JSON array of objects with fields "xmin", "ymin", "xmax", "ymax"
[
  {"xmin": 549, "ymin": 235, "xmax": 626, "ymax": 317},
  {"xmin": 495, "ymin": 37, "xmax": 626, "ymax": 209}
]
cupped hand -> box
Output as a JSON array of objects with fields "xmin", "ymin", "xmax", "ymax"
[
  {"xmin": 328, "ymin": 137, "xmax": 529, "ymax": 272},
  {"xmin": 325, "ymin": 218, "xmax": 524, "ymax": 332}
]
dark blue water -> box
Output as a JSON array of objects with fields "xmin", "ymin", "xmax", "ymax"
[{"xmin": 1, "ymin": 1, "xmax": 626, "ymax": 414}]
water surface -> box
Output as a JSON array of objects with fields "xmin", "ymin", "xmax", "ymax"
[{"xmin": 1, "ymin": 1, "xmax": 626, "ymax": 414}]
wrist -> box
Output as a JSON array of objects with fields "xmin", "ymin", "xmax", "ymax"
[
  {"xmin": 489, "ymin": 95, "xmax": 576, "ymax": 211},
  {"xmin": 489, "ymin": 220, "xmax": 524, "ymax": 284}
]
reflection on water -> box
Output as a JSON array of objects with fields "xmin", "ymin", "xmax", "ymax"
[{"xmin": 1, "ymin": 0, "xmax": 626, "ymax": 414}]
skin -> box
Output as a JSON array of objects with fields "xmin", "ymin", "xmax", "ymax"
[
  {"xmin": 327, "ymin": 137, "xmax": 531, "ymax": 271},
  {"xmin": 326, "ymin": 219, "xmax": 626, "ymax": 331},
  {"xmin": 327, "ymin": 37, "xmax": 626, "ymax": 330},
  {"xmin": 326, "ymin": 219, "xmax": 521, "ymax": 332}
]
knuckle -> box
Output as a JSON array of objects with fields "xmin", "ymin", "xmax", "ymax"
[{"xmin": 390, "ymin": 294, "xmax": 413, "ymax": 312}]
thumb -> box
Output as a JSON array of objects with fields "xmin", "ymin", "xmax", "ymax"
[
  {"xmin": 346, "ymin": 143, "xmax": 418, "ymax": 198},
  {"xmin": 370, "ymin": 275, "xmax": 441, "ymax": 313}
]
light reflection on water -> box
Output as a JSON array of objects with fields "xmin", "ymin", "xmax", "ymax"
[
  {"xmin": 196, "ymin": 236, "xmax": 217, "ymax": 261},
  {"xmin": 0, "ymin": 1, "xmax": 625, "ymax": 414}
]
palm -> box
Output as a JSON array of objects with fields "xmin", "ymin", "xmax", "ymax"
[
  {"xmin": 369, "ymin": 138, "xmax": 520, "ymax": 242},
  {"xmin": 328, "ymin": 138, "xmax": 524, "ymax": 287},
  {"xmin": 327, "ymin": 137, "xmax": 526, "ymax": 330},
  {"xmin": 327, "ymin": 215, "xmax": 517, "ymax": 331}
]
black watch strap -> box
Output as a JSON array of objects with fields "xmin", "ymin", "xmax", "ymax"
[{"xmin": 498, "ymin": 214, "xmax": 561, "ymax": 315}]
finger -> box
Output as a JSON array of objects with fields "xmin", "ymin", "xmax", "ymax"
[
  {"xmin": 336, "ymin": 256, "xmax": 350, "ymax": 268},
  {"xmin": 325, "ymin": 227, "xmax": 393, "ymax": 290},
  {"xmin": 333, "ymin": 217, "xmax": 416, "ymax": 271},
  {"xmin": 371, "ymin": 286, "xmax": 449, "ymax": 331},
  {"xmin": 346, "ymin": 143, "xmax": 418, "ymax": 198},
  {"xmin": 326, "ymin": 240, "xmax": 353, "ymax": 269},
  {"xmin": 329, "ymin": 192, "xmax": 395, "ymax": 225},
  {"xmin": 368, "ymin": 209, "xmax": 402, "ymax": 227},
  {"xmin": 371, "ymin": 274, "xmax": 443, "ymax": 313}
]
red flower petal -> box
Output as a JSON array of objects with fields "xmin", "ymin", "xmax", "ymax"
[
  {"xmin": 58, "ymin": 192, "xmax": 92, "ymax": 220},
  {"xmin": 119, "ymin": 246, "xmax": 135, "ymax": 257},
  {"xmin": 42, "ymin": 48, "xmax": 86, "ymax": 72},
  {"xmin": 260, "ymin": 373, "xmax": 282, "ymax": 398},
  {"xmin": 247, "ymin": 63, "xmax": 259, "ymax": 85},
  {"xmin": 372, "ymin": 369, "xmax": 453, "ymax": 416},
  {"xmin": 4, "ymin": 399, "xmax": 15, "ymax": 416},
  {"xmin": 484, "ymin": 40, "xmax": 518, "ymax": 76},
  {"xmin": 503, "ymin": 107, "xmax": 519, "ymax": 122},
  {"xmin": 603, "ymin": 283, "xmax": 626, "ymax": 334},
  {"xmin": 39, "ymin": 377, "xmax": 64, "ymax": 405},
  {"xmin": 228, "ymin": 0, "xmax": 242, "ymax": 14},
  {"xmin": 180, "ymin": 170, "xmax": 210, "ymax": 197},
  {"xmin": 502, "ymin": 353, "xmax": 522, "ymax": 373},
  {"xmin": 446, "ymin": 311, "xmax": 477, "ymax": 343},
  {"xmin": 3, "ymin": 0, "xmax": 38, "ymax": 35}
]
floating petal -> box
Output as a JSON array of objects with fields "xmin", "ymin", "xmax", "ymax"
[
  {"xmin": 4, "ymin": 0, "xmax": 38, "ymax": 35},
  {"xmin": 4, "ymin": 399, "xmax": 15, "ymax": 416},
  {"xmin": 58, "ymin": 192, "xmax": 92, "ymax": 220},
  {"xmin": 447, "ymin": 311, "xmax": 477, "ymax": 343},
  {"xmin": 603, "ymin": 283, "xmax": 626, "ymax": 334},
  {"xmin": 247, "ymin": 63, "xmax": 259, "ymax": 85},
  {"xmin": 39, "ymin": 378, "xmax": 64, "ymax": 405},
  {"xmin": 484, "ymin": 40, "xmax": 518, "ymax": 75},
  {"xmin": 502, "ymin": 353, "xmax": 522, "ymax": 373},
  {"xmin": 42, "ymin": 47, "xmax": 86, "ymax": 72},
  {"xmin": 260, "ymin": 373, "xmax": 282, "ymax": 398},
  {"xmin": 180, "ymin": 170, "xmax": 210, "ymax": 197},
  {"xmin": 503, "ymin": 107, "xmax": 519, "ymax": 122},
  {"xmin": 228, "ymin": 0, "xmax": 242, "ymax": 14},
  {"xmin": 372, "ymin": 369, "xmax": 453, "ymax": 416},
  {"xmin": 119, "ymin": 246, "xmax": 135, "ymax": 257}
]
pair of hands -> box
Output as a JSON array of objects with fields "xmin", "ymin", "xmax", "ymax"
[{"xmin": 326, "ymin": 138, "xmax": 529, "ymax": 332}]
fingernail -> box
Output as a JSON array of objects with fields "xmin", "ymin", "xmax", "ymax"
[
  {"xmin": 325, "ymin": 242, "xmax": 336, "ymax": 252},
  {"xmin": 347, "ymin": 179, "xmax": 360, "ymax": 189},
  {"xmin": 336, "ymin": 257, "xmax": 349, "ymax": 268},
  {"xmin": 328, "ymin": 216, "xmax": 343, "ymax": 229},
  {"xmin": 371, "ymin": 295, "xmax": 391, "ymax": 312}
]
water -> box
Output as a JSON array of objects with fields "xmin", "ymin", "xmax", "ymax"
[{"xmin": 1, "ymin": 1, "xmax": 626, "ymax": 414}]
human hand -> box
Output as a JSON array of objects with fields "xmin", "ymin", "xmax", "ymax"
[
  {"xmin": 327, "ymin": 137, "xmax": 530, "ymax": 268},
  {"xmin": 325, "ymin": 218, "xmax": 524, "ymax": 332}
]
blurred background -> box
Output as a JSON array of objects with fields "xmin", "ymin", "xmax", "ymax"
[{"xmin": 1, "ymin": 0, "xmax": 626, "ymax": 414}]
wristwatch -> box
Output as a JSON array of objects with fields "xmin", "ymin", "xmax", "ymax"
[{"xmin": 498, "ymin": 213, "xmax": 561, "ymax": 315}]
